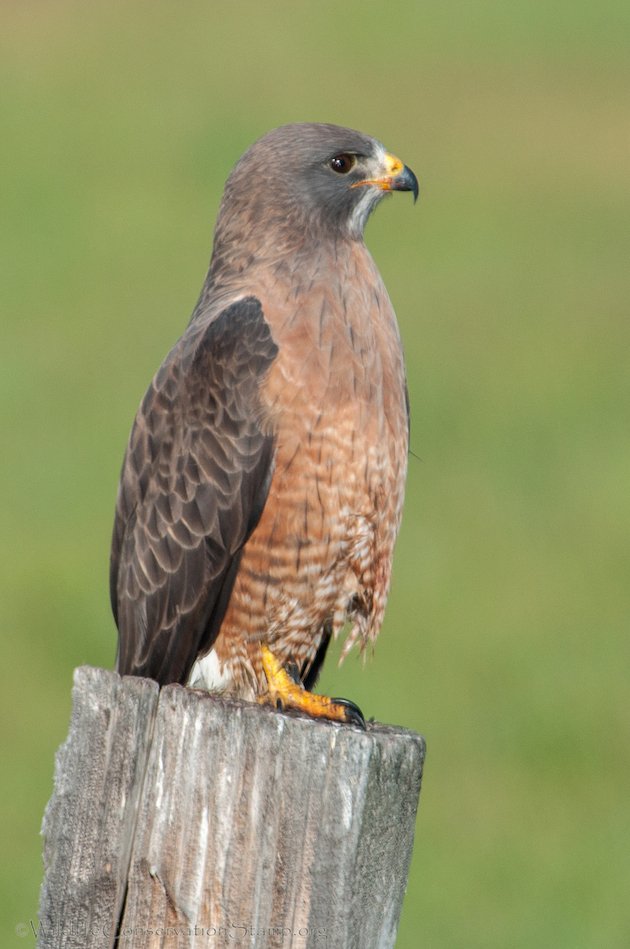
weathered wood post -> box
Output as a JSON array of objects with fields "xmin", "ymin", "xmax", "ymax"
[{"xmin": 38, "ymin": 666, "xmax": 425, "ymax": 949}]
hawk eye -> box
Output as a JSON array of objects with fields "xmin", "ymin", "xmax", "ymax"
[{"xmin": 329, "ymin": 153, "xmax": 357, "ymax": 175}]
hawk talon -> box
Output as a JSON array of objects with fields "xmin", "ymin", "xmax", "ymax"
[
  {"xmin": 330, "ymin": 697, "xmax": 366, "ymax": 730},
  {"xmin": 284, "ymin": 660, "xmax": 302, "ymax": 686},
  {"xmin": 260, "ymin": 645, "xmax": 366, "ymax": 728}
]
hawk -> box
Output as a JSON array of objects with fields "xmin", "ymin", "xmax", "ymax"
[{"xmin": 110, "ymin": 123, "xmax": 417, "ymax": 726}]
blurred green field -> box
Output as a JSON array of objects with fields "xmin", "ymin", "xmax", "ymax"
[{"xmin": 2, "ymin": 1, "xmax": 629, "ymax": 945}]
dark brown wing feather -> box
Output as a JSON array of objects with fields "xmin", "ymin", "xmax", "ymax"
[{"xmin": 110, "ymin": 296, "xmax": 278, "ymax": 685}]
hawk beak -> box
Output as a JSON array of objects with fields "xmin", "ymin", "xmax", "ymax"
[{"xmin": 351, "ymin": 152, "xmax": 419, "ymax": 203}]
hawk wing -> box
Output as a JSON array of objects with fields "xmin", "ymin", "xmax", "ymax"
[{"xmin": 110, "ymin": 296, "xmax": 278, "ymax": 685}]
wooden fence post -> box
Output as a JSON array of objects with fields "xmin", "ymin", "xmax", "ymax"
[{"xmin": 38, "ymin": 666, "xmax": 425, "ymax": 949}]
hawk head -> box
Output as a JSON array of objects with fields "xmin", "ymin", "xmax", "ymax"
[{"xmin": 214, "ymin": 122, "xmax": 418, "ymax": 248}]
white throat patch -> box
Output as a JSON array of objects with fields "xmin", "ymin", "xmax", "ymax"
[{"xmin": 346, "ymin": 144, "xmax": 388, "ymax": 238}]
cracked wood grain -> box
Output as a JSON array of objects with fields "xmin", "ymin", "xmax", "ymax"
[{"xmin": 38, "ymin": 668, "xmax": 425, "ymax": 949}]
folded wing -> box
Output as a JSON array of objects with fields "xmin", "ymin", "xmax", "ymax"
[{"xmin": 110, "ymin": 297, "xmax": 278, "ymax": 684}]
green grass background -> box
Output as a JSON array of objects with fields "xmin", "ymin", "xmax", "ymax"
[{"xmin": 2, "ymin": 1, "xmax": 629, "ymax": 945}]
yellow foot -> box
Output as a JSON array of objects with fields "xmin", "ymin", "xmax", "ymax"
[{"xmin": 259, "ymin": 645, "xmax": 365, "ymax": 728}]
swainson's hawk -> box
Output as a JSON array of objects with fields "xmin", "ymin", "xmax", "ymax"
[{"xmin": 110, "ymin": 123, "xmax": 417, "ymax": 725}]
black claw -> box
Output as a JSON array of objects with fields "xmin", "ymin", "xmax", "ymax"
[
  {"xmin": 332, "ymin": 697, "xmax": 366, "ymax": 729},
  {"xmin": 284, "ymin": 660, "xmax": 302, "ymax": 686}
]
